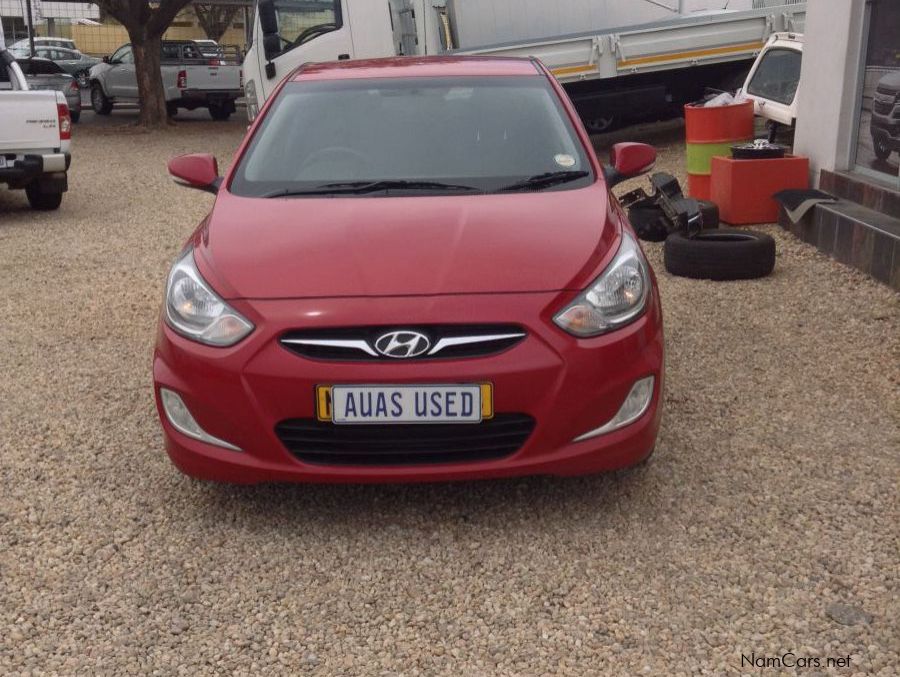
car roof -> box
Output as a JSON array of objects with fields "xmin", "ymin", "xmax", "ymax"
[{"xmin": 292, "ymin": 56, "xmax": 541, "ymax": 82}]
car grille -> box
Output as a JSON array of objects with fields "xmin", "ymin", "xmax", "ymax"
[
  {"xmin": 873, "ymin": 98, "xmax": 894, "ymax": 116},
  {"xmin": 275, "ymin": 414, "xmax": 535, "ymax": 466},
  {"xmin": 280, "ymin": 325, "xmax": 526, "ymax": 361}
]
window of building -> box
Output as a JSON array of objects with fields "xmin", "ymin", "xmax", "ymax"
[{"xmin": 852, "ymin": 0, "xmax": 900, "ymax": 187}]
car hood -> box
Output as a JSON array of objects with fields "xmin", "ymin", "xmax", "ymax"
[
  {"xmin": 876, "ymin": 71, "xmax": 900, "ymax": 93},
  {"xmin": 196, "ymin": 186, "xmax": 619, "ymax": 299}
]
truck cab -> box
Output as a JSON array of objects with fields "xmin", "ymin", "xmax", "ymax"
[{"xmin": 243, "ymin": 0, "xmax": 442, "ymax": 119}]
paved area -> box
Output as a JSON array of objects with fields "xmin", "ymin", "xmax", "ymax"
[{"xmin": 0, "ymin": 119, "xmax": 897, "ymax": 675}]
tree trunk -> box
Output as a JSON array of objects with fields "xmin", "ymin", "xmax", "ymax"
[{"xmin": 131, "ymin": 31, "xmax": 169, "ymax": 129}]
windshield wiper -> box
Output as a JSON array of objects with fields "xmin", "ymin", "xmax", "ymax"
[
  {"xmin": 496, "ymin": 170, "xmax": 590, "ymax": 193},
  {"xmin": 262, "ymin": 180, "xmax": 479, "ymax": 198}
]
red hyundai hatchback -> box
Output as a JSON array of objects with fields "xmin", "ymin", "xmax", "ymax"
[{"xmin": 155, "ymin": 56, "xmax": 664, "ymax": 483}]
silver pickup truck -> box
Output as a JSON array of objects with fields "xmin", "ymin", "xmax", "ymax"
[
  {"xmin": 89, "ymin": 40, "xmax": 243, "ymax": 120},
  {"xmin": 1, "ymin": 47, "xmax": 72, "ymax": 210}
]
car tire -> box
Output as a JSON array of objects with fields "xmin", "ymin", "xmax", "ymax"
[
  {"xmin": 167, "ymin": 102, "xmax": 178, "ymax": 118},
  {"xmin": 91, "ymin": 83, "xmax": 112, "ymax": 115},
  {"xmin": 873, "ymin": 134, "xmax": 891, "ymax": 161},
  {"xmin": 25, "ymin": 183, "xmax": 63, "ymax": 211},
  {"xmin": 70, "ymin": 109, "xmax": 81, "ymax": 124},
  {"xmin": 584, "ymin": 114, "xmax": 616, "ymax": 134},
  {"xmin": 664, "ymin": 228, "xmax": 775, "ymax": 281},
  {"xmin": 208, "ymin": 104, "xmax": 232, "ymax": 121}
]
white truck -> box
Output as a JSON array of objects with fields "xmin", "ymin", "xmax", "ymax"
[
  {"xmin": 741, "ymin": 31, "xmax": 802, "ymax": 132},
  {"xmin": 0, "ymin": 46, "xmax": 72, "ymax": 210},
  {"xmin": 242, "ymin": 0, "xmax": 805, "ymax": 131},
  {"xmin": 89, "ymin": 40, "xmax": 243, "ymax": 120}
]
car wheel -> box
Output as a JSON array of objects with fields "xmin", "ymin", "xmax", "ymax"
[
  {"xmin": 873, "ymin": 134, "xmax": 891, "ymax": 161},
  {"xmin": 208, "ymin": 104, "xmax": 232, "ymax": 121},
  {"xmin": 70, "ymin": 109, "xmax": 81, "ymax": 124},
  {"xmin": 167, "ymin": 102, "xmax": 178, "ymax": 118},
  {"xmin": 585, "ymin": 115, "xmax": 616, "ymax": 134},
  {"xmin": 25, "ymin": 183, "xmax": 63, "ymax": 211},
  {"xmin": 91, "ymin": 83, "xmax": 112, "ymax": 115},
  {"xmin": 76, "ymin": 69, "xmax": 90, "ymax": 88},
  {"xmin": 664, "ymin": 228, "xmax": 775, "ymax": 281}
]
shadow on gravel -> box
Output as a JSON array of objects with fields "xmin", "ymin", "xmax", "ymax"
[{"xmin": 174, "ymin": 463, "xmax": 658, "ymax": 535}]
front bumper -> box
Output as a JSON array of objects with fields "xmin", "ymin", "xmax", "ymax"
[
  {"xmin": 153, "ymin": 291, "xmax": 664, "ymax": 484},
  {"xmin": 871, "ymin": 112, "xmax": 900, "ymax": 146}
]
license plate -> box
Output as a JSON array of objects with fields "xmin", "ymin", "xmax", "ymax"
[
  {"xmin": 317, "ymin": 384, "xmax": 492, "ymax": 425},
  {"xmin": 0, "ymin": 157, "xmax": 6, "ymax": 169}
]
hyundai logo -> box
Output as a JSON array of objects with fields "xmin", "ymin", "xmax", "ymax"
[{"xmin": 373, "ymin": 331, "xmax": 431, "ymax": 358}]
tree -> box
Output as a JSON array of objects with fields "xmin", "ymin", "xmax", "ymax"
[
  {"xmin": 194, "ymin": 4, "xmax": 242, "ymax": 43},
  {"xmin": 95, "ymin": 0, "xmax": 194, "ymax": 128}
]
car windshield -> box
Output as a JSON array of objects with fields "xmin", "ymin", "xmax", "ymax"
[
  {"xmin": 747, "ymin": 47, "xmax": 802, "ymax": 105},
  {"xmin": 230, "ymin": 75, "xmax": 593, "ymax": 197}
]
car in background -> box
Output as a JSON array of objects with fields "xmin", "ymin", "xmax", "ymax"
[
  {"xmin": 10, "ymin": 37, "xmax": 77, "ymax": 52},
  {"xmin": 89, "ymin": 40, "xmax": 242, "ymax": 120},
  {"xmin": 741, "ymin": 32, "xmax": 803, "ymax": 132},
  {"xmin": 1, "ymin": 45, "xmax": 72, "ymax": 210},
  {"xmin": 14, "ymin": 57, "xmax": 82, "ymax": 122},
  {"xmin": 156, "ymin": 56, "xmax": 664, "ymax": 484},
  {"xmin": 29, "ymin": 47, "xmax": 100, "ymax": 86},
  {"xmin": 871, "ymin": 71, "xmax": 900, "ymax": 161}
]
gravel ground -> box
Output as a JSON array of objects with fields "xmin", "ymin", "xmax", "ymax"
[{"xmin": 1, "ymin": 118, "xmax": 898, "ymax": 676}]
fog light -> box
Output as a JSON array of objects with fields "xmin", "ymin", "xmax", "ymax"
[
  {"xmin": 160, "ymin": 388, "xmax": 241, "ymax": 451},
  {"xmin": 573, "ymin": 376, "xmax": 655, "ymax": 442}
]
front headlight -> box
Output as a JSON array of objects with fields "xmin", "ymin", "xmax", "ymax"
[
  {"xmin": 554, "ymin": 230, "xmax": 650, "ymax": 337},
  {"xmin": 165, "ymin": 249, "xmax": 254, "ymax": 347},
  {"xmin": 244, "ymin": 78, "xmax": 258, "ymax": 121}
]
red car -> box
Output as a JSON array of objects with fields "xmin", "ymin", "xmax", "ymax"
[{"xmin": 156, "ymin": 56, "xmax": 663, "ymax": 484}]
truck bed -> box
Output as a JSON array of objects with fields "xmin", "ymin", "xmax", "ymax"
[{"xmin": 453, "ymin": 4, "xmax": 805, "ymax": 84}]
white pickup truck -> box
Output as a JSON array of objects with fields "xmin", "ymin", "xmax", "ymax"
[
  {"xmin": 0, "ymin": 46, "xmax": 72, "ymax": 210},
  {"xmin": 89, "ymin": 40, "xmax": 243, "ymax": 120}
]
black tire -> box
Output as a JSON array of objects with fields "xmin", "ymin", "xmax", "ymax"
[
  {"xmin": 208, "ymin": 104, "xmax": 232, "ymax": 121},
  {"xmin": 26, "ymin": 183, "xmax": 63, "ymax": 211},
  {"xmin": 664, "ymin": 228, "xmax": 775, "ymax": 281},
  {"xmin": 584, "ymin": 115, "xmax": 616, "ymax": 134},
  {"xmin": 167, "ymin": 102, "xmax": 178, "ymax": 118},
  {"xmin": 70, "ymin": 109, "xmax": 81, "ymax": 124},
  {"xmin": 90, "ymin": 82, "xmax": 112, "ymax": 115},
  {"xmin": 872, "ymin": 134, "xmax": 891, "ymax": 161}
]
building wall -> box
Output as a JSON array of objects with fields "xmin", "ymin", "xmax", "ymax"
[{"xmin": 793, "ymin": 0, "xmax": 867, "ymax": 184}]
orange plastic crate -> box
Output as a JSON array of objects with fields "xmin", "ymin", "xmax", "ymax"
[{"xmin": 710, "ymin": 155, "xmax": 810, "ymax": 225}]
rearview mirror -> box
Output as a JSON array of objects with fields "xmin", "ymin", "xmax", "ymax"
[
  {"xmin": 168, "ymin": 153, "xmax": 221, "ymax": 194},
  {"xmin": 604, "ymin": 142, "xmax": 656, "ymax": 188}
]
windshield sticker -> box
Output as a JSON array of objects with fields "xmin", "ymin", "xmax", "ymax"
[{"xmin": 554, "ymin": 153, "xmax": 576, "ymax": 168}]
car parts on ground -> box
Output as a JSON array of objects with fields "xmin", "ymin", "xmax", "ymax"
[{"xmin": 620, "ymin": 172, "xmax": 776, "ymax": 281}]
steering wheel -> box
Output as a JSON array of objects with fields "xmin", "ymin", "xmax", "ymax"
[
  {"xmin": 296, "ymin": 146, "xmax": 372, "ymax": 179},
  {"xmin": 292, "ymin": 23, "xmax": 338, "ymax": 48}
]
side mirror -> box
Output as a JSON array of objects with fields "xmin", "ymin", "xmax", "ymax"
[
  {"xmin": 102, "ymin": 55, "xmax": 110, "ymax": 64},
  {"xmin": 168, "ymin": 153, "xmax": 221, "ymax": 194},
  {"xmin": 603, "ymin": 142, "xmax": 656, "ymax": 188},
  {"xmin": 258, "ymin": 0, "xmax": 278, "ymax": 34},
  {"xmin": 258, "ymin": 0, "xmax": 281, "ymax": 66}
]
